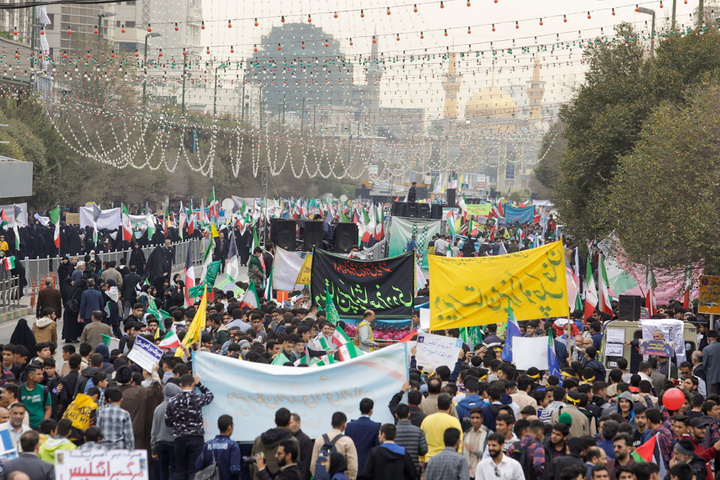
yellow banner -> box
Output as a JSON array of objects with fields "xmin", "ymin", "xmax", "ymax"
[
  {"xmin": 429, "ymin": 241, "xmax": 568, "ymax": 329},
  {"xmin": 465, "ymin": 204, "xmax": 492, "ymax": 216},
  {"xmin": 296, "ymin": 254, "xmax": 313, "ymax": 285}
]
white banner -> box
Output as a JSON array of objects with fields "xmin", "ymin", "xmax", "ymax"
[
  {"xmin": 640, "ymin": 319, "xmax": 686, "ymax": 364},
  {"xmin": 415, "ymin": 333, "xmax": 462, "ymax": 370},
  {"xmin": 79, "ymin": 207, "xmax": 122, "ymax": 230},
  {"xmin": 56, "ymin": 450, "xmax": 149, "ymax": 480},
  {"xmin": 194, "ymin": 344, "xmax": 408, "ymax": 441},
  {"xmin": 127, "ymin": 336, "xmax": 163, "ymax": 373},
  {"xmin": 513, "ymin": 337, "xmax": 549, "ymax": 370}
]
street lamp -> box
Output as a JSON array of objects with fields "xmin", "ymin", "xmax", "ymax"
[
  {"xmin": 97, "ymin": 11, "xmax": 117, "ymax": 39},
  {"xmin": 637, "ymin": 7, "xmax": 656, "ymax": 57},
  {"xmin": 181, "ymin": 51, "xmax": 199, "ymax": 116},
  {"xmin": 143, "ymin": 32, "xmax": 161, "ymax": 105}
]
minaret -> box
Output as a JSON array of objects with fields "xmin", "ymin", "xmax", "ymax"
[
  {"xmin": 365, "ymin": 35, "xmax": 383, "ymax": 133},
  {"xmin": 443, "ymin": 52, "xmax": 461, "ymax": 119},
  {"xmin": 526, "ymin": 57, "xmax": 545, "ymax": 120}
]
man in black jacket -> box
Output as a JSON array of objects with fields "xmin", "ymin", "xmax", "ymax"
[
  {"xmin": 256, "ymin": 439, "xmax": 303, "ymax": 480},
  {"xmin": 362, "ymin": 424, "xmax": 417, "ymax": 480}
]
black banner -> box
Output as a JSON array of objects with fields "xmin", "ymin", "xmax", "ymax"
[{"xmin": 311, "ymin": 249, "xmax": 415, "ymax": 317}]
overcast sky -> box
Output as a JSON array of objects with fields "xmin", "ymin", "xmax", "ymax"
[{"xmin": 188, "ymin": 0, "xmax": 704, "ymax": 118}]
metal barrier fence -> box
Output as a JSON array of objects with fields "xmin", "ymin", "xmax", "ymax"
[
  {"xmin": 21, "ymin": 238, "xmax": 204, "ymax": 287},
  {"xmin": 0, "ymin": 268, "xmax": 20, "ymax": 312}
]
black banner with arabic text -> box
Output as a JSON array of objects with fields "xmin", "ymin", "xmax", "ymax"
[{"xmin": 311, "ymin": 249, "xmax": 415, "ymax": 317}]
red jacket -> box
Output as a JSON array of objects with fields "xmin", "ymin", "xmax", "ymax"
[{"xmin": 682, "ymin": 433, "xmax": 715, "ymax": 479}]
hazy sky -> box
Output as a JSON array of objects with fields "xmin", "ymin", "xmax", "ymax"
[{"xmin": 179, "ymin": 0, "xmax": 703, "ymax": 118}]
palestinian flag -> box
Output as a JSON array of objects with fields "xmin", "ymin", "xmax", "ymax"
[
  {"xmin": 158, "ymin": 330, "xmax": 180, "ymax": 349},
  {"xmin": 631, "ymin": 435, "xmax": 666, "ymax": 477},
  {"xmin": 338, "ymin": 342, "xmax": 363, "ymax": 361},
  {"xmin": 332, "ymin": 325, "xmax": 351, "ymax": 347},
  {"xmin": 121, "ymin": 204, "xmax": 132, "ymax": 242},
  {"xmin": 49, "ymin": 206, "xmax": 61, "ymax": 249},
  {"xmin": 2, "ymin": 256, "xmax": 16, "ymax": 270},
  {"xmin": 0, "ymin": 209, "xmax": 6, "ymax": 228}
]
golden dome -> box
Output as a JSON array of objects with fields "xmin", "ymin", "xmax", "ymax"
[{"xmin": 465, "ymin": 86, "xmax": 518, "ymax": 120}]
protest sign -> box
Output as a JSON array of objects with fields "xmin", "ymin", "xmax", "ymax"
[
  {"xmin": 638, "ymin": 340, "xmax": 673, "ymax": 357},
  {"xmin": 311, "ymin": 249, "xmax": 414, "ymax": 317},
  {"xmin": 465, "ymin": 204, "xmax": 492, "ymax": 216},
  {"xmin": 127, "ymin": 336, "xmax": 163, "ymax": 372},
  {"xmin": 429, "ymin": 241, "xmax": 569, "ymax": 329},
  {"xmin": 55, "ymin": 449, "xmax": 149, "ymax": 480},
  {"xmin": 699, "ymin": 275, "xmax": 720, "ymax": 314},
  {"xmin": 605, "ymin": 343, "xmax": 624, "ymax": 357},
  {"xmin": 0, "ymin": 424, "xmax": 17, "ymax": 464},
  {"xmin": 419, "ymin": 308, "xmax": 431, "ymax": 330},
  {"xmin": 194, "ymin": 344, "xmax": 408, "ymax": 441},
  {"xmin": 415, "ymin": 333, "xmax": 463, "ymax": 370},
  {"xmin": 512, "ymin": 337, "xmax": 549, "ymax": 370},
  {"xmin": 605, "ymin": 328, "xmax": 625, "ymax": 344},
  {"xmin": 640, "ymin": 319, "xmax": 685, "ymax": 363}
]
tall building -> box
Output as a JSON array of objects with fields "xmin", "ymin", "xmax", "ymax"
[
  {"xmin": 442, "ymin": 52, "xmax": 461, "ymax": 119},
  {"xmin": 526, "ymin": 57, "xmax": 545, "ymax": 121},
  {"xmin": 364, "ymin": 35, "xmax": 384, "ymax": 134},
  {"xmin": 43, "ymin": 3, "xmax": 106, "ymax": 57},
  {"xmin": 0, "ymin": 2, "xmax": 33, "ymax": 46}
]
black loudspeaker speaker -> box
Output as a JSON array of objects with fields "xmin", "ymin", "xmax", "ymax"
[
  {"xmin": 446, "ymin": 188, "xmax": 457, "ymax": 207},
  {"xmin": 335, "ymin": 223, "xmax": 358, "ymax": 253},
  {"xmin": 406, "ymin": 203, "xmax": 419, "ymax": 217},
  {"xmin": 489, "ymin": 189, "xmax": 497, "ymax": 199},
  {"xmin": 431, "ymin": 204, "xmax": 443, "ymax": 219},
  {"xmin": 270, "ymin": 219, "xmax": 296, "ymax": 251},
  {"xmin": 303, "ymin": 220, "xmax": 324, "ymax": 252},
  {"xmin": 392, "ymin": 202, "xmax": 407, "ymax": 217},
  {"xmin": 618, "ymin": 295, "xmax": 643, "ymax": 321},
  {"xmin": 418, "ymin": 203, "xmax": 430, "ymax": 218}
]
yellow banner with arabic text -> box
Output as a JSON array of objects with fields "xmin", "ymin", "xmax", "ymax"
[{"xmin": 429, "ymin": 241, "xmax": 568, "ymax": 329}]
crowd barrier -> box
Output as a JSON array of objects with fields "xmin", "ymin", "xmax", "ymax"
[{"xmin": 0, "ymin": 270, "xmax": 20, "ymax": 312}]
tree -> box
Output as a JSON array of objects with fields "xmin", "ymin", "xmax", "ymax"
[
  {"xmin": 608, "ymin": 82, "xmax": 720, "ymax": 274},
  {"xmin": 530, "ymin": 122, "xmax": 566, "ymax": 196}
]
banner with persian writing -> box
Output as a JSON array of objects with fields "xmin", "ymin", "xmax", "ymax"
[
  {"xmin": 311, "ymin": 249, "xmax": 415, "ymax": 317},
  {"xmin": 429, "ymin": 241, "xmax": 569, "ymax": 329},
  {"xmin": 194, "ymin": 344, "xmax": 408, "ymax": 441},
  {"xmin": 465, "ymin": 204, "xmax": 493, "ymax": 216}
]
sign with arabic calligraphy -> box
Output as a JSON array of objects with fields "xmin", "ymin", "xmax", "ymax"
[
  {"xmin": 699, "ymin": 275, "xmax": 720, "ymax": 314},
  {"xmin": 311, "ymin": 249, "xmax": 415, "ymax": 317},
  {"xmin": 429, "ymin": 241, "xmax": 569, "ymax": 329},
  {"xmin": 194, "ymin": 345, "xmax": 408, "ymax": 441},
  {"xmin": 55, "ymin": 449, "xmax": 149, "ymax": 480},
  {"xmin": 465, "ymin": 204, "xmax": 492, "ymax": 216}
]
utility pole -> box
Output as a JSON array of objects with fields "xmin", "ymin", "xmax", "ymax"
[
  {"xmin": 313, "ymin": 105, "xmax": 316, "ymax": 134},
  {"xmin": 301, "ymin": 98, "xmax": 306, "ymax": 131},
  {"xmin": 699, "ymin": 0, "xmax": 704, "ymax": 29},
  {"xmin": 213, "ymin": 64, "xmax": 221, "ymax": 116},
  {"xmin": 143, "ymin": 32, "xmax": 160, "ymax": 105},
  {"xmin": 638, "ymin": 7, "xmax": 656, "ymax": 57},
  {"xmin": 671, "ymin": 0, "xmax": 677, "ymax": 30}
]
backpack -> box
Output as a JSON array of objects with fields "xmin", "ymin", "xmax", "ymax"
[
  {"xmin": 509, "ymin": 440, "xmax": 535, "ymax": 480},
  {"xmin": 314, "ymin": 433, "xmax": 344, "ymax": 480}
]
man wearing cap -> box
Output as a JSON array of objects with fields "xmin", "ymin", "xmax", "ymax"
[
  {"xmin": 551, "ymin": 390, "xmax": 595, "ymax": 438},
  {"xmin": 671, "ymin": 438, "xmax": 707, "ymax": 480},
  {"xmin": 683, "ymin": 415, "xmax": 720, "ymax": 479}
]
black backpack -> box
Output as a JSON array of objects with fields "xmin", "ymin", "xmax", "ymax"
[
  {"xmin": 314, "ymin": 433, "xmax": 343, "ymax": 480},
  {"xmin": 509, "ymin": 440, "xmax": 535, "ymax": 480}
]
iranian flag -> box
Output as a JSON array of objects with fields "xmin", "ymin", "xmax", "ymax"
[
  {"xmin": 645, "ymin": 266, "xmax": 657, "ymax": 317},
  {"xmin": 631, "ymin": 435, "xmax": 666, "ymax": 477},
  {"xmin": 332, "ymin": 325, "xmax": 351, "ymax": 347},
  {"xmin": 338, "ymin": 342, "xmax": 364, "ymax": 361},
  {"xmin": 597, "ymin": 254, "xmax": 614, "ymax": 316},
  {"xmin": 121, "ymin": 204, "xmax": 132, "ymax": 242},
  {"xmin": 2, "ymin": 256, "xmax": 16, "ymax": 270},
  {"xmin": 374, "ymin": 205, "xmax": 384, "ymax": 241},
  {"xmin": 178, "ymin": 202, "xmax": 186, "ymax": 240},
  {"xmin": 361, "ymin": 209, "xmax": 374, "ymax": 243},
  {"xmin": 241, "ymin": 281, "xmax": 260, "ymax": 309},
  {"xmin": 584, "ymin": 254, "xmax": 598, "ymax": 319},
  {"xmin": 158, "ymin": 330, "xmax": 180, "ymax": 349},
  {"xmin": 49, "ymin": 205, "xmax": 61, "ymax": 249},
  {"xmin": 208, "ymin": 187, "xmax": 219, "ymax": 221},
  {"xmin": 184, "ymin": 244, "xmax": 195, "ymax": 307},
  {"xmin": 0, "ymin": 209, "xmax": 6, "ymax": 228}
]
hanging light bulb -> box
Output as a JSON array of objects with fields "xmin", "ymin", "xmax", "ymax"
[
  {"xmin": 174, "ymin": 23, "xmax": 179, "ymax": 31},
  {"xmin": 420, "ymin": 31, "xmax": 424, "ymax": 39},
  {"xmin": 159, "ymin": 49, "xmax": 163, "ymax": 57},
  {"xmin": 308, "ymin": 14, "xmax": 312, "ymax": 23},
  {"xmin": 387, "ymin": 7, "xmax": 391, "ymax": 15},
  {"xmin": 67, "ymin": 27, "xmax": 72, "ymax": 35},
  {"xmin": 231, "ymin": 46, "xmax": 235, "ymax": 53},
  {"xmin": 349, "ymin": 38, "xmax": 353, "ymax": 46},
  {"xmin": 228, "ymin": 20, "xmax": 232, "ymax": 28},
  {"xmin": 277, "ymin": 43, "xmax": 282, "ymax": 51},
  {"xmin": 515, "ymin": 21, "xmax": 519, "ymax": 29},
  {"xmin": 636, "ymin": 4, "xmax": 640, "ymax": 12},
  {"xmin": 147, "ymin": 24, "xmax": 152, "ymax": 32},
  {"xmin": 563, "ymin": 15, "xmax": 567, "ymax": 23},
  {"xmin": 539, "ymin": 18, "xmax": 543, "ymax": 26},
  {"xmin": 201, "ymin": 21, "xmax": 205, "ymax": 30},
  {"xmin": 444, "ymin": 29, "xmax": 448, "ymax": 36},
  {"xmin": 467, "ymin": 26, "xmax": 471, "ymax": 34},
  {"xmin": 492, "ymin": 24, "xmax": 495, "ymax": 32},
  {"xmin": 413, "ymin": 4, "xmax": 417, "ymax": 12},
  {"xmin": 587, "ymin": 11, "xmax": 591, "ymax": 19},
  {"xmin": 361, "ymin": 10, "xmax": 364, "ymax": 18},
  {"xmin": 372, "ymin": 35, "xmax": 376, "ymax": 43},
  {"xmin": 281, "ymin": 15, "xmax": 285, "ymax": 22},
  {"xmin": 440, "ymin": 1, "xmax": 444, "ymax": 8},
  {"xmin": 612, "ymin": 8, "xmax": 615, "ymax": 15},
  {"xmin": 659, "ymin": 1, "xmax": 663, "ymax": 7},
  {"xmin": 206, "ymin": 47, "xmax": 210, "ymax": 54},
  {"xmin": 93, "ymin": 25, "xmax": 99, "ymax": 34},
  {"xmin": 254, "ymin": 18, "xmax": 258, "ymax": 27}
]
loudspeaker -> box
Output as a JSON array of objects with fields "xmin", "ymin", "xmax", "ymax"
[
  {"xmin": 392, "ymin": 202, "xmax": 407, "ymax": 217},
  {"xmin": 303, "ymin": 220, "xmax": 324, "ymax": 252},
  {"xmin": 335, "ymin": 223, "xmax": 358, "ymax": 253},
  {"xmin": 418, "ymin": 203, "xmax": 431, "ymax": 218},
  {"xmin": 270, "ymin": 219, "xmax": 296, "ymax": 251},
  {"xmin": 618, "ymin": 295, "xmax": 643, "ymax": 321},
  {"xmin": 431, "ymin": 204, "xmax": 443, "ymax": 219},
  {"xmin": 406, "ymin": 203, "xmax": 419, "ymax": 217},
  {"xmin": 446, "ymin": 188, "xmax": 457, "ymax": 207}
]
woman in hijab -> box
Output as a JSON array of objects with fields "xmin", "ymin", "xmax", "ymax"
[
  {"xmin": 9, "ymin": 319, "xmax": 36, "ymax": 354},
  {"xmin": 103, "ymin": 279, "xmax": 122, "ymax": 339},
  {"xmin": 60, "ymin": 277, "xmax": 74, "ymax": 304},
  {"xmin": 57, "ymin": 256, "xmax": 74, "ymax": 283},
  {"xmin": 62, "ymin": 277, "xmax": 86, "ymax": 343},
  {"xmin": 327, "ymin": 452, "xmax": 349, "ymax": 480},
  {"xmin": 129, "ymin": 243, "xmax": 146, "ymax": 275}
]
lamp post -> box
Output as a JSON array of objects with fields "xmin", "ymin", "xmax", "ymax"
[
  {"xmin": 143, "ymin": 32, "xmax": 161, "ymax": 105},
  {"xmin": 181, "ymin": 51, "xmax": 198, "ymax": 116},
  {"xmin": 97, "ymin": 11, "xmax": 117, "ymax": 39},
  {"xmin": 637, "ymin": 7, "xmax": 656, "ymax": 57},
  {"xmin": 213, "ymin": 63, "xmax": 223, "ymax": 116}
]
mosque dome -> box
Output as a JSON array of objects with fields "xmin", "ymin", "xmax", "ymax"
[{"xmin": 465, "ymin": 86, "xmax": 518, "ymax": 120}]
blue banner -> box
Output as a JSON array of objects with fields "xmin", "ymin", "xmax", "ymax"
[
  {"xmin": 504, "ymin": 204, "xmax": 535, "ymax": 223},
  {"xmin": 194, "ymin": 344, "xmax": 409, "ymax": 441}
]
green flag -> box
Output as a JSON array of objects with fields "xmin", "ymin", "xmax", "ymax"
[
  {"xmin": 325, "ymin": 286, "xmax": 341, "ymax": 325},
  {"xmin": 271, "ymin": 353, "xmax": 291, "ymax": 366},
  {"xmin": 189, "ymin": 261, "xmax": 221, "ymax": 298},
  {"xmin": 48, "ymin": 206, "xmax": 60, "ymax": 225}
]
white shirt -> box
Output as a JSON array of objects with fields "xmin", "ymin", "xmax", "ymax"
[{"xmin": 475, "ymin": 453, "xmax": 524, "ymax": 480}]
